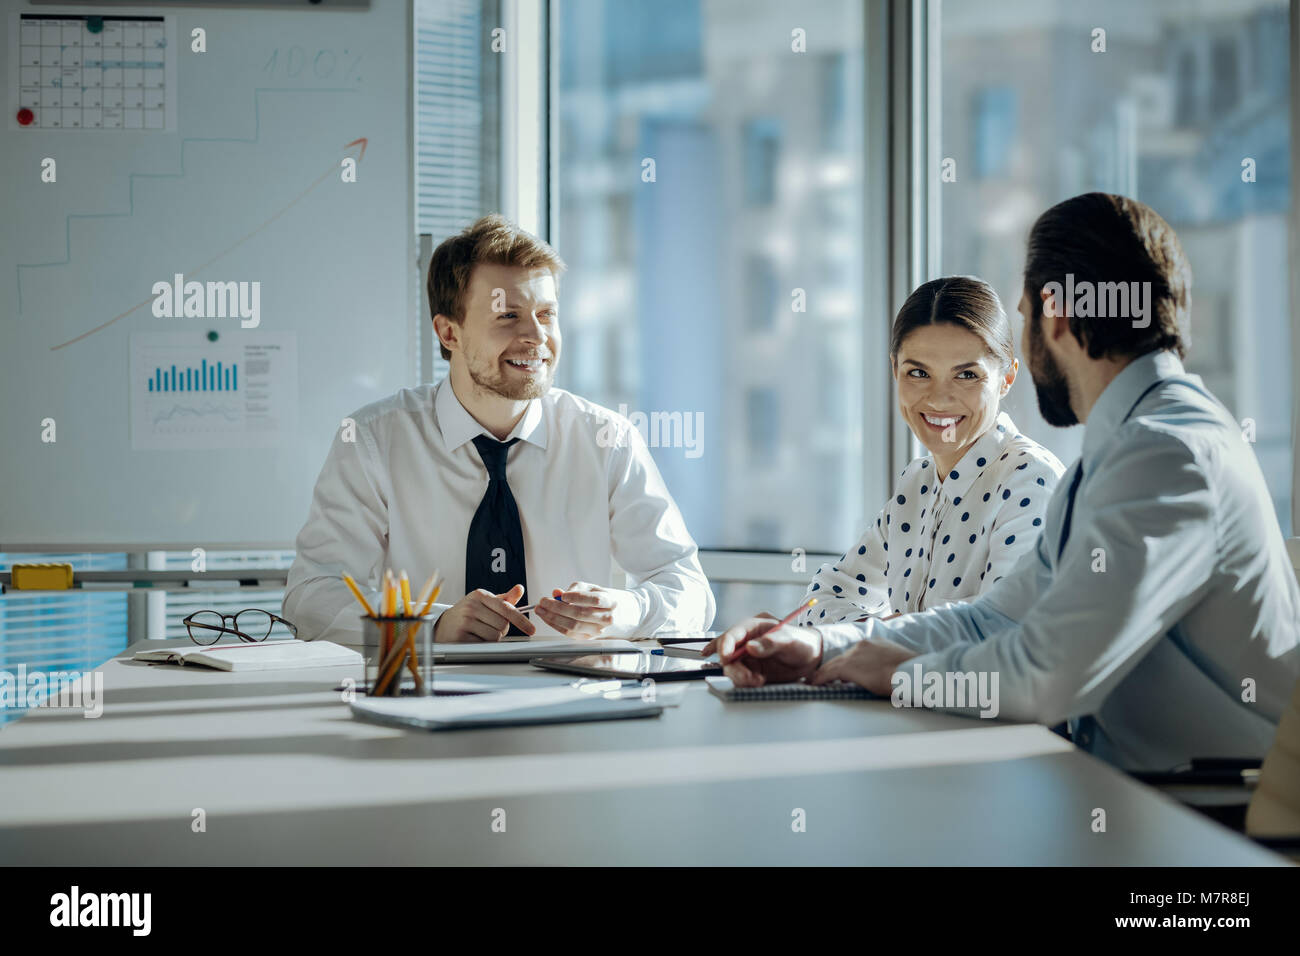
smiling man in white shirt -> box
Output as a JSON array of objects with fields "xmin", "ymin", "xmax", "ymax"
[
  {"xmin": 707, "ymin": 193, "xmax": 1300, "ymax": 771},
  {"xmin": 284, "ymin": 214, "xmax": 714, "ymax": 645}
]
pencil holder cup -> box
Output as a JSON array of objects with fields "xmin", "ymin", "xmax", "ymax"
[{"xmin": 362, "ymin": 616, "xmax": 435, "ymax": 697}]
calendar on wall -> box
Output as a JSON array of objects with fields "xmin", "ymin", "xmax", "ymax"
[{"xmin": 12, "ymin": 14, "xmax": 177, "ymax": 130}]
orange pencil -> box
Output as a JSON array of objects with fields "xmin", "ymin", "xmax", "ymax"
[
  {"xmin": 417, "ymin": 584, "xmax": 443, "ymax": 619},
  {"xmin": 413, "ymin": 571, "xmax": 440, "ymax": 616},
  {"xmin": 729, "ymin": 597, "xmax": 817, "ymax": 661},
  {"xmin": 382, "ymin": 569, "xmax": 396, "ymax": 617},
  {"xmin": 341, "ymin": 573, "xmax": 376, "ymax": 617},
  {"xmin": 399, "ymin": 571, "xmax": 413, "ymax": 617}
]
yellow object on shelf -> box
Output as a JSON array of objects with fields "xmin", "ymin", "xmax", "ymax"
[{"xmin": 11, "ymin": 563, "xmax": 75, "ymax": 590}]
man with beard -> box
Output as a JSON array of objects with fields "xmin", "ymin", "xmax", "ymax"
[
  {"xmin": 284, "ymin": 215, "xmax": 714, "ymax": 644},
  {"xmin": 706, "ymin": 193, "xmax": 1300, "ymax": 771}
]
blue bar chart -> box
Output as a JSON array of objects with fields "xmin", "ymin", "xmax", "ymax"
[
  {"xmin": 146, "ymin": 358, "xmax": 238, "ymax": 392},
  {"xmin": 146, "ymin": 358, "xmax": 237, "ymax": 392}
]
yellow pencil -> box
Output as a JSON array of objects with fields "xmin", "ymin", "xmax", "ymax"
[
  {"xmin": 375, "ymin": 637, "xmax": 409, "ymax": 695},
  {"xmin": 381, "ymin": 571, "xmax": 396, "ymax": 682},
  {"xmin": 399, "ymin": 571, "xmax": 413, "ymax": 617},
  {"xmin": 417, "ymin": 583, "xmax": 443, "ymax": 619},
  {"xmin": 413, "ymin": 571, "xmax": 440, "ymax": 616},
  {"xmin": 340, "ymin": 573, "xmax": 376, "ymax": 617}
]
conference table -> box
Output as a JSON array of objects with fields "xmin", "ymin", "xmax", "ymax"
[{"xmin": 0, "ymin": 639, "xmax": 1283, "ymax": 865}]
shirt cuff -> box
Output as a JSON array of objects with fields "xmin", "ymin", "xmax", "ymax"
[
  {"xmin": 814, "ymin": 620, "xmax": 875, "ymax": 665},
  {"xmin": 604, "ymin": 587, "xmax": 650, "ymax": 637}
]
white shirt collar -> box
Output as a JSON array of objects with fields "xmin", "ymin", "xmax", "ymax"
[{"xmin": 434, "ymin": 377, "xmax": 548, "ymax": 452}]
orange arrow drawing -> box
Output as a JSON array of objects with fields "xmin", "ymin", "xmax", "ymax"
[{"xmin": 51, "ymin": 137, "xmax": 368, "ymax": 351}]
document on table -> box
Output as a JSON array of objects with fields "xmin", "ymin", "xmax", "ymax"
[
  {"xmin": 432, "ymin": 638, "xmax": 638, "ymax": 663},
  {"xmin": 349, "ymin": 683, "xmax": 664, "ymax": 730}
]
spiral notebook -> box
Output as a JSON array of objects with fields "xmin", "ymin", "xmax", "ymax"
[{"xmin": 706, "ymin": 676, "xmax": 877, "ymax": 701}]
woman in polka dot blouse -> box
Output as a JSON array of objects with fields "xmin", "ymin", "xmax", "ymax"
[{"xmin": 800, "ymin": 276, "xmax": 1064, "ymax": 627}]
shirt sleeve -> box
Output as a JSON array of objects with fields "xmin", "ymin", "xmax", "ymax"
[
  {"xmin": 605, "ymin": 424, "xmax": 715, "ymax": 636},
  {"xmin": 797, "ymin": 502, "xmax": 891, "ymax": 626},
  {"xmin": 902, "ymin": 433, "xmax": 1218, "ymax": 724},
  {"xmin": 979, "ymin": 457, "xmax": 1063, "ymax": 594},
  {"xmin": 814, "ymin": 512, "xmax": 1051, "ymax": 662},
  {"xmin": 282, "ymin": 421, "xmax": 393, "ymax": 646}
]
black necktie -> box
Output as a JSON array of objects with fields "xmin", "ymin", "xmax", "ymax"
[
  {"xmin": 1049, "ymin": 463, "xmax": 1086, "ymax": 745},
  {"xmin": 1056, "ymin": 463, "xmax": 1084, "ymax": 561},
  {"xmin": 465, "ymin": 435, "xmax": 528, "ymax": 634}
]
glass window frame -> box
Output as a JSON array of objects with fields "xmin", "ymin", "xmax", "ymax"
[{"xmin": 542, "ymin": 0, "xmax": 905, "ymax": 588}]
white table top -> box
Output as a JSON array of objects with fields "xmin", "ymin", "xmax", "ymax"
[{"xmin": 0, "ymin": 639, "xmax": 1282, "ymax": 865}]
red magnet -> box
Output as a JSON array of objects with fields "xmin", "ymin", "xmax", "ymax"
[{"xmin": 17, "ymin": 108, "xmax": 34, "ymax": 126}]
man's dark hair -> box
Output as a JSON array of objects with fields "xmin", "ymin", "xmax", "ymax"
[
  {"xmin": 1023, "ymin": 193, "xmax": 1191, "ymax": 360},
  {"xmin": 427, "ymin": 214, "xmax": 566, "ymax": 361}
]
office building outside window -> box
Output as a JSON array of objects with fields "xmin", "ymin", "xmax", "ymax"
[{"xmin": 938, "ymin": 0, "xmax": 1292, "ymax": 533}]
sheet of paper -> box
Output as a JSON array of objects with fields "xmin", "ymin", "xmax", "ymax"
[
  {"xmin": 129, "ymin": 331, "xmax": 298, "ymax": 450},
  {"xmin": 433, "ymin": 638, "xmax": 638, "ymax": 658}
]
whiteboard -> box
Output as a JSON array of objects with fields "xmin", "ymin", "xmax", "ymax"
[{"xmin": 0, "ymin": 1, "xmax": 415, "ymax": 549}]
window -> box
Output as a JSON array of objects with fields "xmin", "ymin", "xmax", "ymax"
[
  {"xmin": 743, "ymin": 118, "xmax": 782, "ymax": 206},
  {"xmin": 745, "ymin": 254, "xmax": 778, "ymax": 331},
  {"xmin": 156, "ymin": 549, "xmax": 295, "ymax": 640},
  {"xmin": 938, "ymin": 0, "xmax": 1292, "ymax": 533},
  {"xmin": 0, "ymin": 552, "xmax": 127, "ymax": 726},
  {"xmin": 746, "ymin": 386, "xmax": 781, "ymax": 462},
  {"xmin": 415, "ymin": 0, "xmax": 501, "ymax": 383},
  {"xmin": 555, "ymin": 0, "xmax": 871, "ymax": 567}
]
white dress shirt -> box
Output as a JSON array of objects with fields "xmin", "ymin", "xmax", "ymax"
[
  {"xmin": 817, "ymin": 351, "xmax": 1300, "ymax": 770},
  {"xmin": 798, "ymin": 413, "xmax": 1064, "ymax": 625},
  {"xmin": 283, "ymin": 380, "xmax": 715, "ymax": 645}
]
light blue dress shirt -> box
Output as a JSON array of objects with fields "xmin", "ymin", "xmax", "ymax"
[{"xmin": 816, "ymin": 350, "xmax": 1300, "ymax": 770}]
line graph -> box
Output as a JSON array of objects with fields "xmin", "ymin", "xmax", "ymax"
[
  {"xmin": 14, "ymin": 84, "xmax": 366, "ymax": 350},
  {"xmin": 150, "ymin": 402, "xmax": 242, "ymax": 426}
]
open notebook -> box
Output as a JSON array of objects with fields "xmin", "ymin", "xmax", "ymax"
[
  {"xmin": 133, "ymin": 640, "xmax": 361, "ymax": 672},
  {"xmin": 706, "ymin": 675, "xmax": 877, "ymax": 701}
]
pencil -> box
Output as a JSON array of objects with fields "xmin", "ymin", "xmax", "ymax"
[
  {"xmin": 413, "ymin": 570, "xmax": 439, "ymax": 614},
  {"xmin": 376, "ymin": 628, "xmax": 409, "ymax": 680},
  {"xmin": 340, "ymin": 573, "xmax": 376, "ymax": 617},
  {"xmin": 399, "ymin": 571, "xmax": 413, "ymax": 617},
  {"xmin": 382, "ymin": 570, "xmax": 396, "ymax": 688},
  {"xmin": 416, "ymin": 583, "xmax": 443, "ymax": 619},
  {"xmin": 375, "ymin": 637, "xmax": 410, "ymax": 695},
  {"xmin": 382, "ymin": 569, "xmax": 395, "ymax": 617},
  {"xmin": 730, "ymin": 597, "xmax": 817, "ymax": 660}
]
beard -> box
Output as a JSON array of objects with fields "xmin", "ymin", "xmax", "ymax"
[
  {"xmin": 466, "ymin": 350, "xmax": 555, "ymax": 401},
  {"xmin": 1025, "ymin": 310, "xmax": 1078, "ymax": 427}
]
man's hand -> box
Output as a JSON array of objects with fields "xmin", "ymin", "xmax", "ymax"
[
  {"xmin": 701, "ymin": 617, "xmax": 822, "ymax": 687},
  {"xmin": 534, "ymin": 582, "xmax": 639, "ymax": 638},
  {"xmin": 433, "ymin": 584, "xmax": 535, "ymax": 643},
  {"xmin": 810, "ymin": 638, "xmax": 918, "ymax": 695}
]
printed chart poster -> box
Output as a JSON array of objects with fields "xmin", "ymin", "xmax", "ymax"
[{"xmin": 129, "ymin": 332, "xmax": 298, "ymax": 450}]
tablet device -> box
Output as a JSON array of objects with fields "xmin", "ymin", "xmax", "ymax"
[{"xmin": 531, "ymin": 652, "xmax": 722, "ymax": 681}]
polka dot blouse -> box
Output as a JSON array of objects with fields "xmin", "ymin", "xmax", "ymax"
[{"xmin": 799, "ymin": 412, "xmax": 1064, "ymax": 625}]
